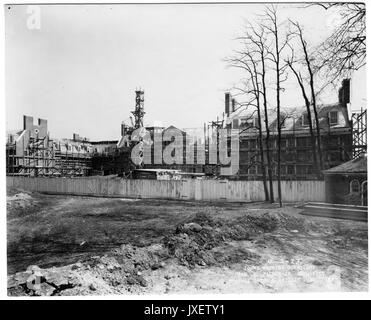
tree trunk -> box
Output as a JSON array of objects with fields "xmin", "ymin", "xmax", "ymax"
[
  {"xmin": 251, "ymin": 62, "xmax": 269, "ymax": 202},
  {"xmin": 288, "ymin": 62, "xmax": 321, "ymax": 179},
  {"xmin": 256, "ymin": 95, "xmax": 269, "ymax": 201},
  {"xmin": 261, "ymin": 57, "xmax": 274, "ymax": 203},
  {"xmin": 301, "ymin": 30, "xmax": 324, "ymax": 171},
  {"xmin": 274, "ymin": 25, "xmax": 282, "ymax": 207}
]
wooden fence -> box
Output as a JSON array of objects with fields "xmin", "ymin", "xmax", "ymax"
[{"xmin": 6, "ymin": 176, "xmax": 325, "ymax": 202}]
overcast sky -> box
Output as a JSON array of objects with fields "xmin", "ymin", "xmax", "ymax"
[{"xmin": 5, "ymin": 3, "xmax": 366, "ymax": 140}]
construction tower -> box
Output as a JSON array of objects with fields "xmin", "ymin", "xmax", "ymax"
[{"xmin": 132, "ymin": 90, "xmax": 145, "ymax": 128}]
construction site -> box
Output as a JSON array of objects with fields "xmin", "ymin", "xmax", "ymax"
[
  {"xmin": 6, "ymin": 81, "xmax": 368, "ymax": 296},
  {"xmin": 6, "ymin": 80, "xmax": 368, "ymax": 207},
  {"xmin": 5, "ymin": 2, "xmax": 368, "ymax": 297},
  {"xmin": 6, "ymin": 80, "xmax": 367, "ymax": 180}
]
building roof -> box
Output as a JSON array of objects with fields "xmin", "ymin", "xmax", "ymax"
[
  {"xmin": 323, "ymin": 154, "xmax": 367, "ymax": 174},
  {"xmin": 228, "ymin": 102, "xmax": 350, "ymax": 135}
]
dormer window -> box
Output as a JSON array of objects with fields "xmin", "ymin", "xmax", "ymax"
[
  {"xmin": 253, "ymin": 117, "xmax": 260, "ymax": 128},
  {"xmin": 232, "ymin": 118, "xmax": 240, "ymax": 129},
  {"xmin": 245, "ymin": 120, "xmax": 254, "ymax": 128},
  {"xmin": 329, "ymin": 111, "xmax": 338, "ymax": 125},
  {"xmin": 280, "ymin": 118, "xmax": 286, "ymax": 129},
  {"xmin": 302, "ymin": 113, "xmax": 310, "ymax": 126}
]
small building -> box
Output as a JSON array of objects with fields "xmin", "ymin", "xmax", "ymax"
[{"xmin": 323, "ymin": 155, "xmax": 367, "ymax": 206}]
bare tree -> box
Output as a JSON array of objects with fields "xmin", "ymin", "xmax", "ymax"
[
  {"xmin": 287, "ymin": 20, "xmax": 324, "ymax": 174},
  {"xmin": 263, "ymin": 5, "xmax": 290, "ymax": 207},
  {"xmin": 286, "ymin": 48, "xmax": 321, "ymax": 178},
  {"xmin": 257, "ymin": 30, "xmax": 275, "ymax": 203},
  {"xmin": 230, "ymin": 24, "xmax": 276, "ymax": 203},
  {"xmin": 227, "ymin": 50, "xmax": 270, "ymax": 202},
  {"xmin": 317, "ymin": 3, "xmax": 366, "ymax": 82}
]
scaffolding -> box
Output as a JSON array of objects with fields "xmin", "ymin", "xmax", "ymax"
[
  {"xmin": 352, "ymin": 109, "xmax": 367, "ymax": 159},
  {"xmin": 6, "ymin": 135, "xmax": 92, "ymax": 177}
]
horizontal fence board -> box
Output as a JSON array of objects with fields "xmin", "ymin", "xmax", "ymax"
[{"xmin": 6, "ymin": 176, "xmax": 326, "ymax": 202}]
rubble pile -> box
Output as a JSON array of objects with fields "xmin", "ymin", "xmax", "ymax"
[
  {"xmin": 7, "ymin": 245, "xmax": 169, "ymax": 296},
  {"xmin": 85, "ymin": 244, "xmax": 168, "ymax": 288},
  {"xmin": 8, "ymin": 265, "xmax": 76, "ymax": 296}
]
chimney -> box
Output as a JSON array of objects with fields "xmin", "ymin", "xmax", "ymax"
[
  {"xmin": 338, "ymin": 79, "xmax": 350, "ymax": 106},
  {"xmin": 338, "ymin": 78, "xmax": 351, "ymax": 124},
  {"xmin": 23, "ymin": 115, "xmax": 34, "ymax": 130},
  {"xmin": 225, "ymin": 92, "xmax": 231, "ymax": 117}
]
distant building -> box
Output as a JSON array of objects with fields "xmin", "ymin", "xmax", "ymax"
[
  {"xmin": 6, "ymin": 115, "xmax": 92, "ymax": 176},
  {"xmin": 223, "ymin": 80, "xmax": 355, "ymax": 180},
  {"xmin": 6, "ymin": 115, "xmax": 124, "ymax": 176}
]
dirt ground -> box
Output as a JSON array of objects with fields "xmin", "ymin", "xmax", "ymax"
[{"xmin": 7, "ymin": 188, "xmax": 368, "ymax": 295}]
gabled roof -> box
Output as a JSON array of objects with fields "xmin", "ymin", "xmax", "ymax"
[{"xmin": 323, "ymin": 155, "xmax": 367, "ymax": 174}]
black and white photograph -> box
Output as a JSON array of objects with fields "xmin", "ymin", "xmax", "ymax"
[{"xmin": 3, "ymin": 1, "xmax": 368, "ymax": 298}]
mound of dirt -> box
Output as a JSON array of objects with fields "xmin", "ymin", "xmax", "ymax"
[
  {"xmin": 7, "ymin": 192, "xmax": 34, "ymax": 210},
  {"xmin": 8, "ymin": 210, "xmax": 325, "ymax": 295},
  {"xmin": 163, "ymin": 212, "xmax": 282, "ymax": 268}
]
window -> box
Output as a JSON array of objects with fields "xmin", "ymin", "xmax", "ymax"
[
  {"xmin": 280, "ymin": 165, "xmax": 287, "ymax": 175},
  {"xmin": 246, "ymin": 120, "xmax": 254, "ymax": 128},
  {"xmin": 253, "ymin": 117, "xmax": 260, "ymax": 129},
  {"xmin": 350, "ymin": 179, "xmax": 360, "ymax": 193},
  {"xmin": 329, "ymin": 111, "xmax": 339, "ymax": 125},
  {"xmin": 297, "ymin": 137, "xmax": 310, "ymax": 147},
  {"xmin": 328, "ymin": 136, "xmax": 339, "ymax": 146},
  {"xmin": 280, "ymin": 118, "xmax": 286, "ymax": 129},
  {"xmin": 329, "ymin": 151, "xmax": 340, "ymax": 162},
  {"xmin": 249, "ymin": 140, "xmax": 257, "ymax": 149},
  {"xmin": 284, "ymin": 152, "xmax": 294, "ymax": 162},
  {"xmin": 302, "ymin": 113, "xmax": 310, "ymax": 126},
  {"xmin": 288, "ymin": 138, "xmax": 296, "ymax": 148},
  {"xmin": 297, "ymin": 151, "xmax": 307, "ymax": 162},
  {"xmin": 307, "ymin": 166, "xmax": 316, "ymax": 174},
  {"xmin": 248, "ymin": 166, "xmax": 257, "ymax": 175},
  {"xmin": 232, "ymin": 119, "xmax": 240, "ymax": 129},
  {"xmin": 287, "ymin": 165, "xmax": 295, "ymax": 175},
  {"xmin": 241, "ymin": 117, "xmax": 260, "ymax": 129},
  {"xmin": 240, "ymin": 151, "xmax": 249, "ymax": 161},
  {"xmin": 362, "ymin": 181, "xmax": 367, "ymax": 206},
  {"xmin": 240, "ymin": 140, "xmax": 248, "ymax": 148}
]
